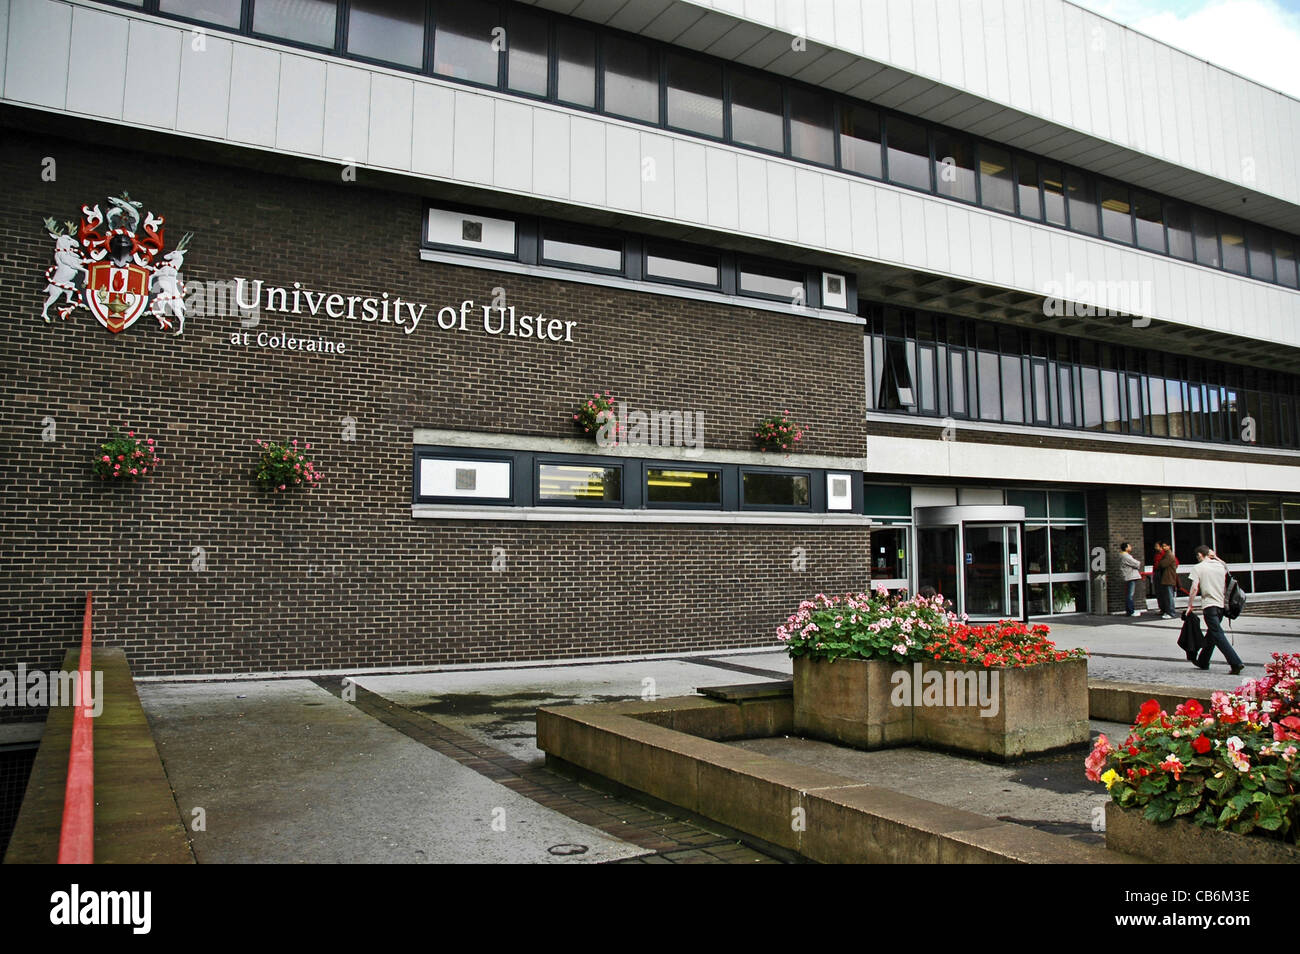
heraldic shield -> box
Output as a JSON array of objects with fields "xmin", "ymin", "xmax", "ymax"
[{"xmin": 85, "ymin": 260, "xmax": 150, "ymax": 333}]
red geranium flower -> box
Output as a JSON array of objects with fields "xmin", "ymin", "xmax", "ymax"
[
  {"xmin": 1192, "ymin": 735, "xmax": 1212, "ymax": 754},
  {"xmin": 1137, "ymin": 699, "xmax": 1163, "ymax": 726}
]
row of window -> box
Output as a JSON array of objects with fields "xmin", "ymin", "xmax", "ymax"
[
  {"xmin": 424, "ymin": 204, "xmax": 854, "ymax": 309},
  {"xmin": 414, "ymin": 447, "xmax": 862, "ymax": 513},
  {"xmin": 131, "ymin": 0, "xmax": 1300, "ymax": 291},
  {"xmin": 866, "ymin": 306, "xmax": 1300, "ymax": 449}
]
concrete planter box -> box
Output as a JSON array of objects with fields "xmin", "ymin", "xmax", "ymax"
[
  {"xmin": 793, "ymin": 656, "xmax": 1089, "ymax": 761},
  {"xmin": 1106, "ymin": 804, "xmax": 1300, "ymax": 864}
]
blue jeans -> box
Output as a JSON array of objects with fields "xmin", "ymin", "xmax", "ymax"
[
  {"xmin": 1196, "ymin": 606, "xmax": 1243, "ymax": 670},
  {"xmin": 1125, "ymin": 579, "xmax": 1136, "ymax": 615},
  {"xmin": 1160, "ymin": 584, "xmax": 1176, "ymax": 616}
]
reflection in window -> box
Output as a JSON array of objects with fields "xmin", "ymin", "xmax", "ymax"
[
  {"xmin": 840, "ymin": 103, "xmax": 882, "ymax": 178},
  {"xmin": 666, "ymin": 53, "xmax": 723, "ymax": 137},
  {"xmin": 1041, "ymin": 164, "xmax": 1067, "ymax": 226},
  {"xmin": 742, "ymin": 472, "xmax": 810, "ymax": 508},
  {"xmin": 1193, "ymin": 210, "xmax": 1220, "ymax": 267},
  {"xmin": 932, "ymin": 132, "xmax": 976, "ymax": 203},
  {"xmin": 556, "ymin": 23, "xmax": 596, "ymax": 107},
  {"xmin": 1016, "ymin": 157, "xmax": 1041, "ymax": 219},
  {"xmin": 646, "ymin": 469, "xmax": 721, "ymax": 506},
  {"xmin": 538, "ymin": 464, "xmax": 621, "ymax": 503},
  {"xmin": 1165, "ymin": 202, "xmax": 1194, "ymax": 260},
  {"xmin": 161, "ymin": 0, "xmax": 241, "ymax": 27},
  {"xmin": 730, "ymin": 72, "xmax": 784, "ymax": 153},
  {"xmin": 645, "ymin": 245, "xmax": 720, "ymax": 288},
  {"xmin": 738, "ymin": 264, "xmax": 803, "ymax": 302},
  {"xmin": 1276, "ymin": 239, "xmax": 1299, "ymax": 289},
  {"xmin": 253, "ymin": 0, "xmax": 337, "ymax": 47},
  {"xmin": 887, "ymin": 116, "xmax": 931, "ymax": 191},
  {"xmin": 542, "ymin": 227, "xmax": 623, "ymax": 272},
  {"xmin": 433, "ymin": 2, "xmax": 498, "ymax": 85},
  {"xmin": 1050, "ymin": 526, "xmax": 1085, "ymax": 573},
  {"xmin": 1132, "ymin": 191, "xmax": 1165, "ymax": 252},
  {"xmin": 979, "ymin": 145, "xmax": 1015, "ymax": 213},
  {"xmin": 879, "ymin": 340, "xmax": 915, "ymax": 409},
  {"xmin": 1246, "ymin": 227, "xmax": 1275, "ymax": 282},
  {"xmin": 506, "ymin": 10, "xmax": 549, "ymax": 96},
  {"xmin": 602, "ymin": 36, "xmax": 658, "ymax": 123},
  {"xmin": 1065, "ymin": 169, "xmax": 1098, "ymax": 235},
  {"xmin": 789, "ymin": 87, "xmax": 834, "ymax": 165},
  {"xmin": 1219, "ymin": 220, "xmax": 1248, "ymax": 275},
  {"xmin": 349, "ymin": 0, "xmax": 424, "ymax": 68},
  {"xmin": 1099, "ymin": 180, "xmax": 1133, "ymax": 243}
]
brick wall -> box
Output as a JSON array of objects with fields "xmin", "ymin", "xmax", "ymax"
[{"xmin": 0, "ymin": 127, "xmax": 870, "ymax": 677}]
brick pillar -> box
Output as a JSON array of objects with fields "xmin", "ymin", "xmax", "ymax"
[{"xmin": 1087, "ymin": 487, "xmax": 1144, "ymax": 614}]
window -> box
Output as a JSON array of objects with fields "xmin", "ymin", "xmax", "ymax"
[
  {"xmin": 538, "ymin": 463, "xmax": 622, "ymax": 504},
  {"xmin": 1246, "ymin": 227, "xmax": 1275, "ymax": 282},
  {"xmin": 1016, "ymin": 157, "xmax": 1041, "ymax": 220},
  {"xmin": 426, "ymin": 207, "xmax": 516, "ymax": 257},
  {"xmin": 886, "ymin": 116, "xmax": 931, "ymax": 191},
  {"xmin": 541, "ymin": 226, "xmax": 623, "ymax": 273},
  {"xmin": 506, "ymin": 10, "xmax": 549, "ymax": 96},
  {"xmin": 666, "ymin": 53, "xmax": 723, "ymax": 138},
  {"xmin": 978, "ymin": 145, "xmax": 1015, "ymax": 213},
  {"xmin": 1165, "ymin": 202, "xmax": 1194, "ymax": 260},
  {"xmin": 1041, "ymin": 164, "xmax": 1067, "ymax": 226},
  {"xmin": 789, "ymin": 87, "xmax": 834, "ymax": 166},
  {"xmin": 1099, "ymin": 180, "xmax": 1133, "ymax": 244},
  {"xmin": 879, "ymin": 339, "xmax": 915, "ymax": 409},
  {"xmin": 253, "ymin": 0, "xmax": 336, "ymax": 47},
  {"xmin": 349, "ymin": 0, "xmax": 424, "ymax": 68},
  {"xmin": 1132, "ymin": 191, "xmax": 1164, "ymax": 252},
  {"xmin": 738, "ymin": 262, "xmax": 803, "ymax": 302},
  {"xmin": 644, "ymin": 244, "xmax": 720, "ymax": 288},
  {"xmin": 418, "ymin": 456, "xmax": 513, "ymax": 502},
  {"xmin": 433, "ymin": 2, "xmax": 498, "ymax": 85},
  {"xmin": 839, "ymin": 103, "xmax": 882, "ymax": 178},
  {"xmin": 1219, "ymin": 219, "xmax": 1248, "ymax": 275},
  {"xmin": 556, "ymin": 22, "xmax": 596, "ymax": 107},
  {"xmin": 932, "ymin": 132, "xmax": 976, "ymax": 203},
  {"xmin": 161, "ymin": 0, "xmax": 240, "ymax": 27},
  {"xmin": 1193, "ymin": 210, "xmax": 1220, "ymax": 267},
  {"xmin": 742, "ymin": 471, "xmax": 811, "ymax": 509},
  {"xmin": 646, "ymin": 468, "xmax": 720, "ymax": 507},
  {"xmin": 1276, "ymin": 239, "xmax": 1299, "ymax": 289},
  {"xmin": 730, "ymin": 72, "xmax": 784, "ymax": 153},
  {"xmin": 1065, "ymin": 169, "xmax": 1098, "ymax": 235},
  {"xmin": 602, "ymin": 36, "xmax": 658, "ymax": 123}
]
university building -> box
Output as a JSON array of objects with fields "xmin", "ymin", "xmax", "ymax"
[{"xmin": 1, "ymin": 0, "xmax": 1298, "ymax": 678}]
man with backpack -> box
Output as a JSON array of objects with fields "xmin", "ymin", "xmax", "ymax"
[{"xmin": 1185, "ymin": 544, "xmax": 1244, "ymax": 675}]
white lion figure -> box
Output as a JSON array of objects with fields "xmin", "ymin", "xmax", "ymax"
[
  {"xmin": 150, "ymin": 232, "xmax": 191, "ymax": 335},
  {"xmin": 40, "ymin": 219, "xmax": 86, "ymax": 322}
]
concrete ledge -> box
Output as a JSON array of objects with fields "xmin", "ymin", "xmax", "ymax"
[
  {"xmin": 4, "ymin": 649, "xmax": 194, "ymax": 865},
  {"xmin": 1088, "ymin": 681, "xmax": 1213, "ymax": 725},
  {"xmin": 537, "ymin": 695, "xmax": 1137, "ymax": 864}
]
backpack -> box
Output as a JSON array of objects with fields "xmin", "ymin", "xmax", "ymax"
[{"xmin": 1223, "ymin": 568, "xmax": 1247, "ymax": 620}]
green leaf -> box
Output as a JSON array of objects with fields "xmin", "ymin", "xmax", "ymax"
[{"xmin": 1174, "ymin": 796, "xmax": 1202, "ymax": 817}]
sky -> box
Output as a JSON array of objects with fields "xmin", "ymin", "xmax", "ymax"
[{"xmin": 1071, "ymin": 0, "xmax": 1300, "ymax": 98}]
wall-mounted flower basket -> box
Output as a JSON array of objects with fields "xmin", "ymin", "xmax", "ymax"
[
  {"xmin": 255, "ymin": 439, "xmax": 321, "ymax": 492},
  {"xmin": 572, "ymin": 391, "xmax": 623, "ymax": 446},
  {"xmin": 93, "ymin": 427, "xmax": 159, "ymax": 481},
  {"xmin": 754, "ymin": 411, "xmax": 806, "ymax": 453}
]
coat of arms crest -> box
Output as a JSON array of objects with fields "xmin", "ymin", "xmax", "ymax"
[{"xmin": 40, "ymin": 193, "xmax": 193, "ymax": 335}]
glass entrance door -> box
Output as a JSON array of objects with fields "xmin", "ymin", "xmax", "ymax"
[{"xmin": 961, "ymin": 523, "xmax": 1023, "ymax": 620}]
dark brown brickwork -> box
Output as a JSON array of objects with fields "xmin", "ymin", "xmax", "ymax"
[
  {"xmin": 0, "ymin": 127, "xmax": 870, "ymax": 678},
  {"xmin": 1085, "ymin": 487, "xmax": 1145, "ymax": 614}
]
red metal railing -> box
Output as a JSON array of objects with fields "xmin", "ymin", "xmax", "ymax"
[{"xmin": 57, "ymin": 590, "xmax": 94, "ymax": 864}]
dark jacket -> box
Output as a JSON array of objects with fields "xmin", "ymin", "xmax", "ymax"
[{"xmin": 1157, "ymin": 551, "xmax": 1178, "ymax": 586}]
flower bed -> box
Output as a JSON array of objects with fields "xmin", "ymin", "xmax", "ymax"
[
  {"xmin": 1087, "ymin": 652, "xmax": 1300, "ymax": 851},
  {"xmin": 781, "ymin": 591, "xmax": 1089, "ymax": 759}
]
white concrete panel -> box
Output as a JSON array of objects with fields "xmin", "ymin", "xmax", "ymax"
[
  {"xmin": 795, "ymin": 168, "xmax": 826, "ymax": 247},
  {"xmin": 1170, "ymin": 56, "xmax": 1195, "ymax": 173},
  {"xmin": 1152, "ymin": 45, "xmax": 1176, "ymax": 163},
  {"xmin": 848, "ymin": 180, "xmax": 878, "ymax": 259},
  {"xmin": 1062, "ymin": 4, "xmax": 1091, "ymax": 135},
  {"xmin": 822, "ymin": 175, "xmax": 851, "ymax": 252},
  {"xmin": 639, "ymin": 131, "xmax": 676, "ymax": 219},
  {"xmin": 0, "ymin": 0, "xmax": 9, "ymax": 95},
  {"xmin": 898, "ymin": 193, "xmax": 927, "ymax": 268},
  {"xmin": 1167, "ymin": 260, "xmax": 1188, "ymax": 332},
  {"xmin": 1120, "ymin": 28, "xmax": 1144, "ymax": 155},
  {"xmin": 936, "ymin": 0, "xmax": 966, "ymax": 92},
  {"xmin": 859, "ymin": 0, "xmax": 889, "ymax": 63},
  {"xmin": 452, "ymin": 90, "xmax": 494, "ymax": 186},
  {"xmin": 604, "ymin": 124, "xmax": 642, "ymax": 212},
  {"xmin": 766, "ymin": 162, "xmax": 798, "ymax": 241},
  {"xmin": 1185, "ymin": 61, "xmax": 1209, "ymax": 175},
  {"xmin": 832, "ymin": 0, "xmax": 863, "ymax": 56},
  {"xmin": 1025, "ymin": 0, "xmax": 1053, "ymax": 119},
  {"xmin": 226, "ymin": 44, "xmax": 279, "ymax": 147},
  {"xmin": 988, "ymin": 216, "xmax": 1014, "ymax": 289},
  {"xmin": 1135, "ymin": 36, "xmax": 1160, "ymax": 159},
  {"xmin": 885, "ymin": 0, "xmax": 914, "ymax": 73},
  {"xmin": 1009, "ymin": 220, "xmax": 1034, "ymax": 291},
  {"xmin": 1081, "ymin": 12, "xmax": 1109, "ymax": 143},
  {"xmin": 704, "ymin": 147, "xmax": 739, "ymax": 230},
  {"xmin": 322, "ymin": 64, "xmax": 370, "ymax": 163},
  {"xmin": 1001, "ymin": 0, "xmax": 1031, "ymax": 114},
  {"xmin": 1148, "ymin": 258, "xmax": 1172, "ymax": 324},
  {"xmin": 1204, "ymin": 67, "xmax": 1228, "ymax": 183},
  {"xmin": 967, "ymin": 209, "xmax": 994, "ymax": 284},
  {"xmin": 1099, "ymin": 20, "xmax": 1126, "ymax": 148},
  {"xmin": 1230, "ymin": 77, "xmax": 1254, "ymax": 187},
  {"xmin": 532, "ymin": 109, "xmax": 570, "ymax": 199},
  {"xmin": 911, "ymin": 0, "xmax": 940, "ymax": 79},
  {"xmin": 1041, "ymin": 0, "xmax": 1070, "ymax": 127},
  {"xmin": 805, "ymin": 0, "xmax": 836, "ymax": 48},
  {"xmin": 672, "ymin": 139, "xmax": 708, "ymax": 222},
  {"xmin": 276, "ymin": 54, "xmax": 327, "ymax": 156},
  {"xmin": 368, "ymin": 74, "xmax": 414, "ymax": 171},
  {"xmin": 67, "ymin": 6, "xmax": 127, "ymax": 120},
  {"xmin": 176, "ymin": 36, "xmax": 233, "ymax": 140},
  {"xmin": 945, "ymin": 205, "xmax": 972, "ymax": 278},
  {"xmin": 735, "ymin": 154, "xmax": 769, "ymax": 235},
  {"xmin": 4, "ymin": 0, "xmax": 69, "ymax": 109},
  {"xmin": 1047, "ymin": 233, "xmax": 1071, "ymax": 295},
  {"xmin": 874, "ymin": 189, "xmax": 903, "ymax": 263},
  {"xmin": 958, "ymin": 0, "xmax": 987, "ymax": 100},
  {"xmin": 492, "ymin": 99, "xmax": 532, "ymax": 193},
  {"xmin": 981, "ymin": 0, "xmax": 1009, "ymax": 106},
  {"xmin": 921, "ymin": 200, "xmax": 949, "ymax": 274},
  {"xmin": 1029, "ymin": 227, "xmax": 1053, "ymax": 292},
  {"xmin": 123, "ymin": 20, "xmax": 180, "ymax": 130},
  {"xmin": 568, "ymin": 116, "xmax": 606, "ymax": 206},
  {"xmin": 411, "ymin": 83, "xmax": 455, "ymax": 179}
]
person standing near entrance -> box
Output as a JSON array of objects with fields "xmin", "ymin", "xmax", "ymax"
[
  {"xmin": 1156, "ymin": 543, "xmax": 1179, "ymax": 619},
  {"xmin": 1119, "ymin": 542, "xmax": 1142, "ymax": 617},
  {"xmin": 1185, "ymin": 545, "xmax": 1244, "ymax": 675}
]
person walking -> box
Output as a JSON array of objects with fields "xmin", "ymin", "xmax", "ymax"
[
  {"xmin": 1119, "ymin": 542, "xmax": 1142, "ymax": 617},
  {"xmin": 1156, "ymin": 543, "xmax": 1178, "ymax": 619},
  {"xmin": 1185, "ymin": 544, "xmax": 1244, "ymax": 675}
]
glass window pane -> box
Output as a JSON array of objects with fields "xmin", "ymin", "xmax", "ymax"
[
  {"xmin": 1165, "ymin": 202, "xmax": 1193, "ymax": 260},
  {"xmin": 886, "ymin": 116, "xmax": 931, "ymax": 191},
  {"xmin": 556, "ymin": 23, "xmax": 596, "ymax": 107},
  {"xmin": 538, "ymin": 463, "xmax": 621, "ymax": 503},
  {"xmin": 978, "ymin": 145, "xmax": 1015, "ymax": 213},
  {"xmin": 1041, "ymin": 163, "xmax": 1066, "ymax": 226},
  {"xmin": 1099, "ymin": 180, "xmax": 1133, "ymax": 243},
  {"xmin": 1249, "ymin": 495, "xmax": 1281, "ymax": 521},
  {"xmin": 1001, "ymin": 353, "xmax": 1023, "ymax": 422},
  {"xmin": 1132, "ymin": 190, "xmax": 1164, "ymax": 252},
  {"xmin": 1246, "ymin": 227, "xmax": 1275, "ymax": 282},
  {"xmin": 506, "ymin": 10, "xmax": 549, "ymax": 96},
  {"xmin": 1050, "ymin": 526, "xmax": 1086, "ymax": 573},
  {"xmin": 1288, "ymin": 524, "xmax": 1300, "ymax": 562},
  {"xmin": 1174, "ymin": 522, "xmax": 1213, "ymax": 566},
  {"xmin": 1016, "ymin": 156, "xmax": 1041, "ymax": 219},
  {"xmin": 602, "ymin": 36, "xmax": 658, "ymax": 123},
  {"xmin": 542, "ymin": 227, "xmax": 622, "ymax": 272},
  {"xmin": 789, "ymin": 87, "xmax": 834, "ymax": 165},
  {"xmin": 161, "ymin": 0, "xmax": 241, "ymax": 27},
  {"xmin": 743, "ymin": 472, "xmax": 810, "ymax": 508},
  {"xmin": 666, "ymin": 53, "xmax": 722, "ymax": 137},
  {"xmin": 1023, "ymin": 524, "xmax": 1048, "ymax": 573},
  {"xmin": 349, "ymin": 0, "xmax": 424, "ymax": 68},
  {"xmin": 1215, "ymin": 522, "xmax": 1250, "ymax": 564},
  {"xmin": 1050, "ymin": 491, "xmax": 1086, "ymax": 519},
  {"xmin": 1219, "ymin": 219, "xmax": 1248, "ymax": 275},
  {"xmin": 646, "ymin": 468, "xmax": 720, "ymax": 506},
  {"xmin": 840, "ymin": 103, "xmax": 882, "ymax": 178},
  {"xmin": 948, "ymin": 349, "xmax": 967, "ymax": 416},
  {"xmin": 1212, "ymin": 493, "xmax": 1248, "ymax": 520},
  {"xmin": 1193, "ymin": 210, "xmax": 1220, "ymax": 267},
  {"xmin": 730, "ymin": 72, "xmax": 784, "ymax": 152},
  {"xmin": 1142, "ymin": 492, "xmax": 1171, "ymax": 519},
  {"xmin": 645, "ymin": 244, "xmax": 720, "ymax": 287},
  {"xmin": 932, "ymin": 131, "xmax": 976, "ymax": 202},
  {"xmin": 1252, "ymin": 524, "xmax": 1284, "ymax": 563},
  {"xmin": 433, "ymin": 2, "xmax": 498, "ymax": 84},
  {"xmin": 739, "ymin": 264, "xmax": 803, "ymax": 301},
  {"xmin": 1255, "ymin": 570, "xmax": 1286, "ymax": 592},
  {"xmin": 254, "ymin": 0, "xmax": 337, "ymax": 47},
  {"xmin": 1275, "ymin": 239, "xmax": 1298, "ymax": 289},
  {"xmin": 1081, "ymin": 367, "xmax": 1102, "ymax": 430},
  {"xmin": 977, "ymin": 348, "xmax": 1000, "ymax": 421},
  {"xmin": 1007, "ymin": 490, "xmax": 1047, "ymax": 519},
  {"xmin": 1065, "ymin": 169, "xmax": 1098, "ymax": 235}
]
